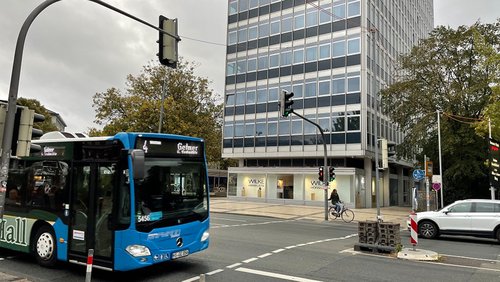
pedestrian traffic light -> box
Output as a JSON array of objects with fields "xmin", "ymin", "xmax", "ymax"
[
  {"xmin": 12, "ymin": 106, "xmax": 44, "ymax": 157},
  {"xmin": 279, "ymin": 90, "xmax": 294, "ymax": 117},
  {"xmin": 318, "ymin": 166, "xmax": 324, "ymax": 182},
  {"xmin": 329, "ymin": 166, "xmax": 336, "ymax": 181},
  {"xmin": 158, "ymin": 15, "xmax": 179, "ymax": 68}
]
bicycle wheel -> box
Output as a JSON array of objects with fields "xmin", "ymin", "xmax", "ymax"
[
  {"xmin": 341, "ymin": 209, "xmax": 355, "ymax": 223},
  {"xmin": 328, "ymin": 206, "xmax": 338, "ymax": 220}
]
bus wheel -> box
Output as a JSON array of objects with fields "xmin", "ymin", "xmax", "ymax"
[{"xmin": 33, "ymin": 225, "xmax": 57, "ymax": 267}]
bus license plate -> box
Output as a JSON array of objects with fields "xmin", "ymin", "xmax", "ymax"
[{"xmin": 172, "ymin": 250, "xmax": 189, "ymax": 259}]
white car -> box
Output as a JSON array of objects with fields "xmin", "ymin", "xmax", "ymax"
[{"xmin": 416, "ymin": 199, "xmax": 500, "ymax": 241}]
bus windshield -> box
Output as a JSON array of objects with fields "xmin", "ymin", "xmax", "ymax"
[{"xmin": 134, "ymin": 158, "xmax": 208, "ymax": 232}]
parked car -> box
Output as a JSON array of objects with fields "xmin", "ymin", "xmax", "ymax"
[{"xmin": 416, "ymin": 199, "xmax": 500, "ymax": 242}]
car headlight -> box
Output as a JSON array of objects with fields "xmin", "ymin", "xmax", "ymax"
[
  {"xmin": 201, "ymin": 231, "xmax": 209, "ymax": 242},
  {"xmin": 126, "ymin": 245, "xmax": 151, "ymax": 257}
]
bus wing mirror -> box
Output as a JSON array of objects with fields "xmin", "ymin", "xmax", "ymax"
[{"xmin": 131, "ymin": 149, "xmax": 145, "ymax": 180}]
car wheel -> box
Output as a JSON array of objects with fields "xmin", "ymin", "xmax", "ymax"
[
  {"xmin": 33, "ymin": 225, "xmax": 57, "ymax": 267},
  {"xmin": 419, "ymin": 221, "xmax": 439, "ymax": 239},
  {"xmin": 496, "ymin": 228, "xmax": 500, "ymax": 243}
]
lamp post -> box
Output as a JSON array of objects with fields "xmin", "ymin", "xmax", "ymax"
[{"xmin": 437, "ymin": 110, "xmax": 444, "ymax": 208}]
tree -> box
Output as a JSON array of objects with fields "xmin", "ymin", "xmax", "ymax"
[
  {"xmin": 380, "ymin": 21, "xmax": 500, "ymax": 203},
  {"xmin": 17, "ymin": 97, "xmax": 58, "ymax": 134},
  {"xmin": 90, "ymin": 60, "xmax": 234, "ymax": 169}
]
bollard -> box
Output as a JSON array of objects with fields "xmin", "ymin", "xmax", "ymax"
[
  {"xmin": 85, "ymin": 249, "xmax": 94, "ymax": 282},
  {"xmin": 199, "ymin": 274, "xmax": 205, "ymax": 282},
  {"xmin": 409, "ymin": 211, "xmax": 418, "ymax": 251}
]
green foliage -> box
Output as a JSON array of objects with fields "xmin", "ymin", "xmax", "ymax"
[
  {"xmin": 381, "ymin": 21, "xmax": 500, "ymax": 203},
  {"xmin": 90, "ymin": 60, "xmax": 232, "ymax": 168},
  {"xmin": 16, "ymin": 98, "xmax": 58, "ymax": 133}
]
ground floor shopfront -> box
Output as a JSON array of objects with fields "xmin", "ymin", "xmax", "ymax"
[{"xmin": 226, "ymin": 158, "xmax": 412, "ymax": 208}]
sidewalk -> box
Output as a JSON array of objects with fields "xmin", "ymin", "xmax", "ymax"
[{"xmin": 210, "ymin": 197, "xmax": 411, "ymax": 227}]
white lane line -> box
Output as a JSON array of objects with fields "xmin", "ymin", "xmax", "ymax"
[
  {"xmin": 285, "ymin": 245, "xmax": 297, "ymax": 249},
  {"xmin": 258, "ymin": 253, "xmax": 272, "ymax": 258},
  {"xmin": 211, "ymin": 217, "xmax": 247, "ymax": 222},
  {"xmin": 242, "ymin": 257, "xmax": 258, "ymax": 263},
  {"xmin": 182, "ymin": 276, "xmax": 200, "ymax": 282},
  {"xmin": 235, "ymin": 267, "xmax": 323, "ymax": 282},
  {"xmin": 0, "ymin": 258, "xmax": 4, "ymax": 261},
  {"xmin": 442, "ymin": 254, "xmax": 500, "ymax": 263},
  {"xmin": 211, "ymin": 219, "xmax": 297, "ymax": 229},
  {"xmin": 272, "ymin": 248, "xmax": 285, "ymax": 253},
  {"xmin": 206, "ymin": 269, "xmax": 224, "ymax": 275},
  {"xmin": 419, "ymin": 260, "xmax": 500, "ymax": 273},
  {"xmin": 226, "ymin": 262, "xmax": 242, "ymax": 269}
]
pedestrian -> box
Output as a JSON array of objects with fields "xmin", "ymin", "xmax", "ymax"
[{"xmin": 328, "ymin": 189, "xmax": 341, "ymax": 214}]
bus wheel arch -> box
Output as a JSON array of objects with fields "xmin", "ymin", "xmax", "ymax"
[{"xmin": 31, "ymin": 223, "xmax": 58, "ymax": 267}]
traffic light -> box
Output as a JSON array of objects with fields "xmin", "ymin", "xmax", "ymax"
[
  {"xmin": 12, "ymin": 106, "xmax": 44, "ymax": 157},
  {"xmin": 279, "ymin": 90, "xmax": 294, "ymax": 117},
  {"xmin": 318, "ymin": 166, "xmax": 324, "ymax": 182},
  {"xmin": 158, "ymin": 16, "xmax": 179, "ymax": 68},
  {"xmin": 381, "ymin": 138, "xmax": 396, "ymax": 169},
  {"xmin": 329, "ymin": 166, "xmax": 336, "ymax": 181}
]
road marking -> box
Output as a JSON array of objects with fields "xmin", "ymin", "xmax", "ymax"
[
  {"xmin": 211, "ymin": 219, "xmax": 297, "ymax": 229},
  {"xmin": 226, "ymin": 262, "xmax": 242, "ymax": 269},
  {"xmin": 242, "ymin": 257, "xmax": 258, "ymax": 263},
  {"xmin": 235, "ymin": 267, "xmax": 323, "ymax": 282},
  {"xmin": 272, "ymin": 248, "xmax": 285, "ymax": 253},
  {"xmin": 182, "ymin": 276, "xmax": 200, "ymax": 282},
  {"xmin": 442, "ymin": 254, "xmax": 500, "ymax": 263},
  {"xmin": 211, "ymin": 217, "xmax": 247, "ymax": 222},
  {"xmin": 206, "ymin": 269, "xmax": 224, "ymax": 275},
  {"xmin": 258, "ymin": 253, "xmax": 272, "ymax": 258},
  {"xmin": 420, "ymin": 260, "xmax": 500, "ymax": 273}
]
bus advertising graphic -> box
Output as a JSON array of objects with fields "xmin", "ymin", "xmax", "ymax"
[{"xmin": 0, "ymin": 132, "xmax": 210, "ymax": 271}]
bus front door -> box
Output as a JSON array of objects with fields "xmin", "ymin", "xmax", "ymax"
[{"xmin": 68, "ymin": 163, "xmax": 115, "ymax": 270}]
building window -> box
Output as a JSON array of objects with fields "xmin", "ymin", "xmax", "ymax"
[
  {"xmin": 268, "ymin": 121, "xmax": 277, "ymax": 135},
  {"xmin": 238, "ymin": 0, "xmax": 248, "ymax": 12},
  {"xmin": 256, "ymin": 123, "xmax": 266, "ymax": 136},
  {"xmin": 333, "ymin": 4, "xmax": 346, "ymax": 21},
  {"xmin": 226, "ymin": 61, "xmax": 236, "ymax": 76},
  {"xmin": 293, "ymin": 49, "xmax": 304, "ymax": 64},
  {"xmin": 294, "ymin": 14, "xmax": 305, "ymax": 30},
  {"xmin": 224, "ymin": 124, "xmax": 234, "ymax": 137},
  {"xmin": 279, "ymin": 120, "xmax": 290, "ymax": 135},
  {"xmin": 235, "ymin": 122, "xmax": 244, "ymax": 137},
  {"xmin": 347, "ymin": 111, "xmax": 361, "ymax": 131},
  {"xmin": 319, "ymin": 43, "xmax": 330, "ymax": 59},
  {"xmin": 228, "ymin": 31, "xmax": 237, "ymax": 45},
  {"xmin": 319, "ymin": 5, "xmax": 332, "ymax": 23},
  {"xmin": 332, "ymin": 78, "xmax": 345, "ymax": 94},
  {"xmin": 305, "ymin": 81, "xmax": 317, "ymax": 98},
  {"xmin": 226, "ymin": 94, "xmax": 235, "ymax": 106},
  {"xmin": 257, "ymin": 88, "xmax": 267, "ymax": 103},
  {"xmin": 237, "ymin": 60, "xmax": 247, "ymax": 74},
  {"xmin": 247, "ymin": 90, "xmax": 256, "ymax": 104},
  {"xmin": 319, "ymin": 117, "xmax": 330, "ymax": 132},
  {"xmin": 347, "ymin": 38, "xmax": 360, "ymax": 54},
  {"xmin": 282, "ymin": 17, "xmax": 293, "ymax": 33},
  {"xmin": 229, "ymin": 0, "xmax": 238, "ymax": 15},
  {"xmin": 347, "ymin": 76, "xmax": 360, "ymax": 92},
  {"xmin": 270, "ymin": 20, "xmax": 280, "ymax": 35},
  {"xmin": 306, "ymin": 10, "xmax": 318, "ymax": 27},
  {"xmin": 259, "ymin": 22, "xmax": 269, "ymax": 38},
  {"xmin": 248, "ymin": 26, "xmax": 258, "ymax": 40},
  {"xmin": 347, "ymin": 1, "xmax": 361, "ymax": 18},
  {"xmin": 306, "ymin": 46, "xmax": 317, "ymax": 62},
  {"xmin": 249, "ymin": 0, "xmax": 258, "ymax": 9},
  {"xmin": 281, "ymin": 51, "xmax": 292, "ymax": 66},
  {"xmin": 236, "ymin": 91, "xmax": 245, "ymax": 105},
  {"xmin": 332, "ymin": 40, "xmax": 345, "ymax": 57},
  {"xmin": 293, "ymin": 84, "xmax": 303, "ymax": 98},
  {"xmin": 332, "ymin": 113, "xmax": 345, "ymax": 132},
  {"xmin": 258, "ymin": 55, "xmax": 268, "ymax": 70},
  {"xmin": 269, "ymin": 54, "xmax": 279, "ymax": 68},
  {"xmin": 238, "ymin": 28, "xmax": 247, "ymax": 43},
  {"xmin": 247, "ymin": 58, "xmax": 257, "ymax": 72},
  {"xmin": 245, "ymin": 123, "xmax": 255, "ymax": 136},
  {"xmin": 269, "ymin": 87, "xmax": 279, "ymax": 101},
  {"xmin": 292, "ymin": 119, "xmax": 302, "ymax": 134},
  {"xmin": 318, "ymin": 80, "xmax": 330, "ymax": 96}
]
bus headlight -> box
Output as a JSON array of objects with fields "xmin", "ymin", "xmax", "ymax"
[
  {"xmin": 201, "ymin": 231, "xmax": 209, "ymax": 242},
  {"xmin": 126, "ymin": 245, "xmax": 151, "ymax": 257}
]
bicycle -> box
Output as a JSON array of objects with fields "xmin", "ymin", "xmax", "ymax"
[{"xmin": 328, "ymin": 202, "xmax": 355, "ymax": 223}]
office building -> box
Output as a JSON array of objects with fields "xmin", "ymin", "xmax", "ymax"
[{"xmin": 222, "ymin": 0, "xmax": 434, "ymax": 207}]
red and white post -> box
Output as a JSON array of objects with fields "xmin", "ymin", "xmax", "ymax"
[
  {"xmin": 410, "ymin": 211, "xmax": 418, "ymax": 250},
  {"xmin": 85, "ymin": 249, "xmax": 94, "ymax": 282}
]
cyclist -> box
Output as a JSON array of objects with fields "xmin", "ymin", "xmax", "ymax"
[{"xmin": 328, "ymin": 189, "xmax": 342, "ymax": 214}]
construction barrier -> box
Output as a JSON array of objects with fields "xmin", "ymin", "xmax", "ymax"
[{"xmin": 410, "ymin": 211, "xmax": 418, "ymax": 247}]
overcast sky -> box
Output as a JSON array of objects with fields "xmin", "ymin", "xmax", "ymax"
[{"xmin": 0, "ymin": 0, "xmax": 499, "ymax": 133}]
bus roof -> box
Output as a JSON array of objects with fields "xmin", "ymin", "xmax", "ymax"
[{"xmin": 34, "ymin": 132, "xmax": 205, "ymax": 144}]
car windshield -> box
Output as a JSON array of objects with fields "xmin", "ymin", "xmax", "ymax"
[{"xmin": 134, "ymin": 158, "xmax": 208, "ymax": 232}]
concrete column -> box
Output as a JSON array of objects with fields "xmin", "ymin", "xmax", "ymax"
[
  {"xmin": 364, "ymin": 158, "xmax": 372, "ymax": 208},
  {"xmin": 398, "ymin": 166, "xmax": 404, "ymax": 205}
]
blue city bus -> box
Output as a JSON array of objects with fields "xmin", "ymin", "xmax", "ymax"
[{"xmin": 0, "ymin": 132, "xmax": 210, "ymax": 271}]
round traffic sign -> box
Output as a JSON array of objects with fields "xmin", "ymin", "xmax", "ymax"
[{"xmin": 432, "ymin": 182, "xmax": 441, "ymax": 191}]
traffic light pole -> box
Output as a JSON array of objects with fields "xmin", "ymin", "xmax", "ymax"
[
  {"xmin": 290, "ymin": 110, "xmax": 329, "ymax": 221},
  {"xmin": 0, "ymin": 0, "xmax": 177, "ymax": 221}
]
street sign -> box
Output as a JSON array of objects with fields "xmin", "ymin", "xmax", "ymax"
[
  {"xmin": 432, "ymin": 182, "xmax": 441, "ymax": 191},
  {"xmin": 413, "ymin": 169, "xmax": 425, "ymax": 181},
  {"xmin": 425, "ymin": 161, "xmax": 433, "ymax": 177}
]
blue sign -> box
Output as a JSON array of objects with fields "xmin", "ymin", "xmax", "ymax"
[{"xmin": 413, "ymin": 169, "xmax": 425, "ymax": 181}]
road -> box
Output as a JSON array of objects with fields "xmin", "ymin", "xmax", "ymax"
[{"xmin": 1, "ymin": 213, "xmax": 500, "ymax": 281}]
